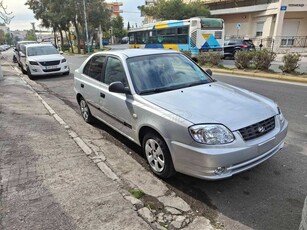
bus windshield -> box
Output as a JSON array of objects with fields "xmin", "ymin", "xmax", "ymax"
[{"xmin": 201, "ymin": 18, "xmax": 223, "ymax": 29}]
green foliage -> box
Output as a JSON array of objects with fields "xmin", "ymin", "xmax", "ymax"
[
  {"xmin": 253, "ymin": 49, "xmax": 276, "ymax": 71},
  {"xmin": 25, "ymin": 30, "xmax": 37, "ymax": 41},
  {"xmin": 139, "ymin": 0, "xmax": 210, "ymax": 20},
  {"xmin": 234, "ymin": 51, "xmax": 254, "ymax": 69},
  {"xmin": 197, "ymin": 52, "xmax": 222, "ymax": 66},
  {"xmin": 129, "ymin": 189, "xmax": 145, "ymax": 199},
  {"xmin": 279, "ymin": 53, "xmax": 301, "ymax": 73},
  {"xmin": 111, "ymin": 16, "xmax": 126, "ymax": 41}
]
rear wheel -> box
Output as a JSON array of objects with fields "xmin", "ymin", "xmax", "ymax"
[
  {"xmin": 143, "ymin": 132, "xmax": 176, "ymax": 179},
  {"xmin": 79, "ymin": 97, "xmax": 93, "ymax": 123}
]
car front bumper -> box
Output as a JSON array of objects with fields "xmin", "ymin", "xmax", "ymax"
[
  {"xmin": 28, "ymin": 64, "xmax": 69, "ymax": 76},
  {"xmin": 168, "ymin": 119, "xmax": 288, "ymax": 180}
]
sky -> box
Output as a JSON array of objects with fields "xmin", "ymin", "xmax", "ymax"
[{"xmin": 2, "ymin": 0, "xmax": 144, "ymax": 31}]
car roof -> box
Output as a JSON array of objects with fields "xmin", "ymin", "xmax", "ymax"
[
  {"xmin": 17, "ymin": 40, "xmax": 38, "ymax": 44},
  {"xmin": 25, "ymin": 43, "xmax": 54, "ymax": 48},
  {"xmin": 95, "ymin": 48, "xmax": 180, "ymax": 58}
]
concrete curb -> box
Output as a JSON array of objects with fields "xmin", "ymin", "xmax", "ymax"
[
  {"xmin": 210, "ymin": 68, "xmax": 307, "ymax": 84},
  {"xmin": 300, "ymin": 196, "xmax": 307, "ymax": 230}
]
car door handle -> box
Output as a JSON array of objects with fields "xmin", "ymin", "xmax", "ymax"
[
  {"xmin": 81, "ymin": 83, "xmax": 84, "ymax": 88},
  {"xmin": 100, "ymin": 92, "xmax": 105, "ymax": 98}
]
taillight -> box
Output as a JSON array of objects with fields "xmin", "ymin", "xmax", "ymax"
[{"xmin": 241, "ymin": 44, "xmax": 247, "ymax": 48}]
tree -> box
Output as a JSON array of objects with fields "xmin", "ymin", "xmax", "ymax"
[
  {"xmin": 26, "ymin": 0, "xmax": 112, "ymax": 54},
  {"xmin": 0, "ymin": 0, "xmax": 13, "ymax": 24},
  {"xmin": 139, "ymin": 0, "xmax": 210, "ymax": 21},
  {"xmin": 111, "ymin": 15, "xmax": 126, "ymax": 43},
  {"xmin": 5, "ymin": 33, "xmax": 13, "ymax": 45},
  {"xmin": 25, "ymin": 30, "xmax": 37, "ymax": 41}
]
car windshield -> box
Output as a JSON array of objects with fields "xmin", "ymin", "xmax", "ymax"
[
  {"xmin": 127, "ymin": 53, "xmax": 213, "ymax": 95},
  {"xmin": 27, "ymin": 46, "xmax": 58, "ymax": 56}
]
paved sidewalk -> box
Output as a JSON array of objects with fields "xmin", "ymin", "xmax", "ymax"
[{"xmin": 0, "ymin": 63, "xmax": 151, "ymax": 229}]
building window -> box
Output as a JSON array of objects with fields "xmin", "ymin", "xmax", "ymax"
[{"xmin": 256, "ymin": 22, "xmax": 264, "ymax": 37}]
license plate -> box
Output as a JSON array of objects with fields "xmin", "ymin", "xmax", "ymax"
[{"xmin": 46, "ymin": 65, "xmax": 57, "ymax": 70}]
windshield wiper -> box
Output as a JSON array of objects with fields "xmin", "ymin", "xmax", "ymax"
[
  {"xmin": 187, "ymin": 80, "xmax": 209, "ymax": 87},
  {"xmin": 139, "ymin": 87, "xmax": 172, "ymax": 95}
]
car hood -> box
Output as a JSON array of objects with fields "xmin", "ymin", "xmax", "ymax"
[
  {"xmin": 142, "ymin": 82, "xmax": 277, "ymax": 131},
  {"xmin": 28, "ymin": 54, "xmax": 64, "ymax": 62}
]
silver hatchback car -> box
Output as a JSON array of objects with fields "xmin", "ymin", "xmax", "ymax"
[{"xmin": 74, "ymin": 49, "xmax": 288, "ymax": 180}]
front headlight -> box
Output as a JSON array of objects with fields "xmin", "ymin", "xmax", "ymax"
[
  {"xmin": 62, "ymin": 58, "xmax": 67, "ymax": 63},
  {"xmin": 277, "ymin": 106, "xmax": 285, "ymax": 123},
  {"xmin": 29, "ymin": 61, "xmax": 39, "ymax": 65},
  {"xmin": 189, "ymin": 124, "xmax": 235, "ymax": 145}
]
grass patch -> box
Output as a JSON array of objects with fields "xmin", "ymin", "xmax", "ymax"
[{"xmin": 129, "ymin": 189, "xmax": 145, "ymax": 199}]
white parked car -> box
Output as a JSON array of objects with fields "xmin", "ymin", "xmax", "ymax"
[
  {"xmin": 20, "ymin": 43, "xmax": 70, "ymax": 79},
  {"xmin": 74, "ymin": 49, "xmax": 288, "ymax": 180}
]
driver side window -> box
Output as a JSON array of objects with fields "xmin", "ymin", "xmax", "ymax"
[{"xmin": 104, "ymin": 57, "xmax": 127, "ymax": 87}]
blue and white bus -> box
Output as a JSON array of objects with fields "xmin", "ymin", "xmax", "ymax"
[{"xmin": 128, "ymin": 17, "xmax": 224, "ymax": 56}]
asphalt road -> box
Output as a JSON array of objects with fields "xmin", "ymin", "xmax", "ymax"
[{"xmin": 2, "ymin": 49, "xmax": 307, "ymax": 230}]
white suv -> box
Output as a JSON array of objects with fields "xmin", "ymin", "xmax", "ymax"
[{"xmin": 20, "ymin": 43, "xmax": 70, "ymax": 79}]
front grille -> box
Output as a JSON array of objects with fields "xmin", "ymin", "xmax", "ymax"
[
  {"xmin": 43, "ymin": 68, "xmax": 61, "ymax": 72},
  {"xmin": 39, "ymin": 60, "xmax": 60, "ymax": 66},
  {"xmin": 239, "ymin": 116, "xmax": 275, "ymax": 141}
]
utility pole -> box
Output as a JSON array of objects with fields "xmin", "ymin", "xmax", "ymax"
[{"xmin": 83, "ymin": 0, "xmax": 90, "ymax": 54}]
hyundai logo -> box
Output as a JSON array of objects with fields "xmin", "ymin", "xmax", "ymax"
[{"xmin": 257, "ymin": 126, "xmax": 265, "ymax": 133}]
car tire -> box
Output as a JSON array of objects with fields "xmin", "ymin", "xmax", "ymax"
[
  {"xmin": 21, "ymin": 65, "xmax": 27, "ymax": 74},
  {"xmin": 27, "ymin": 67, "xmax": 35, "ymax": 80},
  {"xmin": 143, "ymin": 132, "xmax": 176, "ymax": 179},
  {"xmin": 79, "ymin": 97, "xmax": 93, "ymax": 123},
  {"xmin": 63, "ymin": 70, "xmax": 70, "ymax": 76}
]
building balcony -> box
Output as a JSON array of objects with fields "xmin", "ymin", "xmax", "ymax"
[{"xmin": 203, "ymin": 0, "xmax": 279, "ymax": 10}]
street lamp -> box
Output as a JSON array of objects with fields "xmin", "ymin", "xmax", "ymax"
[{"xmin": 83, "ymin": 0, "xmax": 90, "ymax": 54}]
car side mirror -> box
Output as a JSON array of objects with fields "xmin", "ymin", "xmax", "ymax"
[
  {"xmin": 20, "ymin": 52, "xmax": 25, "ymax": 58},
  {"xmin": 205, "ymin": 69, "xmax": 212, "ymax": 77},
  {"xmin": 109, "ymin": 81, "xmax": 131, "ymax": 94}
]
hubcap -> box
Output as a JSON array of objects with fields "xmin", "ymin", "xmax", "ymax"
[
  {"xmin": 145, "ymin": 139, "xmax": 165, "ymax": 173},
  {"xmin": 80, "ymin": 100, "xmax": 89, "ymax": 120}
]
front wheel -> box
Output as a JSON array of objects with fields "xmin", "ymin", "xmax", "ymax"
[
  {"xmin": 143, "ymin": 132, "xmax": 175, "ymax": 179},
  {"xmin": 79, "ymin": 97, "xmax": 93, "ymax": 123},
  {"xmin": 27, "ymin": 67, "xmax": 35, "ymax": 80},
  {"xmin": 21, "ymin": 64, "xmax": 27, "ymax": 74}
]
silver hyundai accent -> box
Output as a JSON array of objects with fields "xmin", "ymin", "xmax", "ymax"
[{"xmin": 74, "ymin": 49, "xmax": 288, "ymax": 180}]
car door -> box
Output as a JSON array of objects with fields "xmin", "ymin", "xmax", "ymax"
[
  {"xmin": 98, "ymin": 56, "xmax": 136, "ymax": 139},
  {"xmin": 78, "ymin": 54, "xmax": 106, "ymax": 119}
]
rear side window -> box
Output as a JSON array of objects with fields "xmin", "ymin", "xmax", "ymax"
[{"xmin": 83, "ymin": 55, "xmax": 106, "ymax": 81}]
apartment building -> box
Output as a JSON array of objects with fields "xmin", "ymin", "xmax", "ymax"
[{"xmin": 184, "ymin": 0, "xmax": 307, "ymax": 52}]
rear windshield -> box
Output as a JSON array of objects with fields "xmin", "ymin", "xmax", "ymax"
[{"xmin": 201, "ymin": 18, "xmax": 223, "ymax": 30}]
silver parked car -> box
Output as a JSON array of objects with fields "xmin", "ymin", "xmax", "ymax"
[{"xmin": 74, "ymin": 49, "xmax": 288, "ymax": 180}]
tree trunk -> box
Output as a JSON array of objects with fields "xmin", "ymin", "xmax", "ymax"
[
  {"xmin": 73, "ymin": 19, "xmax": 81, "ymax": 54},
  {"xmin": 67, "ymin": 30, "xmax": 74, "ymax": 53},
  {"xmin": 59, "ymin": 27, "xmax": 64, "ymax": 51},
  {"xmin": 53, "ymin": 27, "xmax": 58, "ymax": 49}
]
